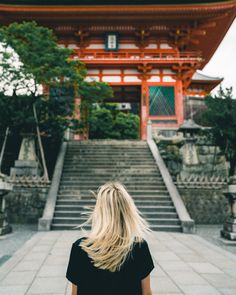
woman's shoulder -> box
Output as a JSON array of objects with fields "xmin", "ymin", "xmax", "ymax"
[
  {"xmin": 72, "ymin": 236, "xmax": 87, "ymax": 248},
  {"xmin": 133, "ymin": 238, "xmax": 148, "ymax": 247},
  {"xmin": 132, "ymin": 238, "xmax": 150, "ymax": 254}
]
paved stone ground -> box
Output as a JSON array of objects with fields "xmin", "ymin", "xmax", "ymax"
[
  {"xmin": 196, "ymin": 225, "xmax": 236, "ymax": 256},
  {"xmin": 0, "ymin": 224, "xmax": 37, "ymax": 267},
  {"xmin": 1, "ymin": 230, "xmax": 236, "ymax": 295}
]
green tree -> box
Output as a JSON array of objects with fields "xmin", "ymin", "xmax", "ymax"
[
  {"xmin": 89, "ymin": 108, "xmax": 114, "ymax": 139},
  {"xmin": 200, "ymin": 87, "xmax": 236, "ymax": 176},
  {"xmin": 78, "ymin": 81, "xmax": 113, "ymax": 134},
  {"xmin": 0, "ymin": 21, "xmax": 85, "ymax": 94},
  {"xmin": 113, "ymin": 112, "xmax": 140, "ymax": 139},
  {"xmin": 0, "ymin": 21, "xmax": 112, "ymax": 175},
  {"xmin": 0, "ymin": 21, "xmax": 86, "ymax": 136},
  {"xmin": 0, "ymin": 21, "xmax": 112, "ymax": 139},
  {"xmin": 89, "ymin": 105, "xmax": 140, "ymax": 140}
]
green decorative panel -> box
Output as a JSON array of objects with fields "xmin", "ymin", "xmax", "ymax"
[{"xmin": 149, "ymin": 86, "xmax": 175, "ymax": 116}]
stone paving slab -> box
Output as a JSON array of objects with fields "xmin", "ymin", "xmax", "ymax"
[{"xmin": 0, "ymin": 231, "xmax": 236, "ymax": 295}]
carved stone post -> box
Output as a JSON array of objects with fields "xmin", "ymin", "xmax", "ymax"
[
  {"xmin": 147, "ymin": 120, "xmax": 152, "ymax": 141},
  {"xmin": 221, "ymin": 175, "xmax": 236, "ymax": 240}
]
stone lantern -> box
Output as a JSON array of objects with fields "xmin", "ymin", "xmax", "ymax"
[
  {"xmin": 178, "ymin": 119, "xmax": 202, "ymax": 168},
  {"xmin": 221, "ymin": 175, "xmax": 236, "ymax": 240},
  {"xmin": 0, "ymin": 173, "xmax": 13, "ymax": 235},
  {"xmin": 178, "ymin": 119, "xmax": 202, "ymax": 139}
]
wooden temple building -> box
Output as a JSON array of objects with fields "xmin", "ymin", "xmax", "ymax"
[{"xmin": 0, "ymin": 0, "xmax": 236, "ymax": 139}]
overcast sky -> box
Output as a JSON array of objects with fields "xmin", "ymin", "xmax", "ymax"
[{"xmin": 203, "ymin": 19, "xmax": 236, "ymax": 97}]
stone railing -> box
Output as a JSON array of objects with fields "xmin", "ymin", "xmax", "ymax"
[
  {"xmin": 147, "ymin": 121, "xmax": 195, "ymax": 234},
  {"xmin": 7, "ymin": 175, "xmax": 50, "ymax": 188},
  {"xmin": 38, "ymin": 142, "xmax": 67, "ymax": 231},
  {"xmin": 176, "ymin": 174, "xmax": 228, "ymax": 189}
]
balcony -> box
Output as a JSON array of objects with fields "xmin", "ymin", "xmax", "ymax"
[{"xmin": 73, "ymin": 50, "xmax": 203, "ymax": 65}]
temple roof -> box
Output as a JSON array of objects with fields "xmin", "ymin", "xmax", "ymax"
[
  {"xmin": 188, "ymin": 71, "xmax": 223, "ymax": 94},
  {"xmin": 192, "ymin": 71, "xmax": 223, "ymax": 83},
  {"xmin": 0, "ymin": 0, "xmax": 233, "ymax": 5},
  {"xmin": 0, "ymin": 0, "xmax": 235, "ymax": 69}
]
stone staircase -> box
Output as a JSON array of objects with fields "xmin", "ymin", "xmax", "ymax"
[{"xmin": 51, "ymin": 140, "xmax": 182, "ymax": 232}]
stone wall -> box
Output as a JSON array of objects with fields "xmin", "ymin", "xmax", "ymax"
[
  {"xmin": 6, "ymin": 186, "xmax": 48, "ymax": 223},
  {"xmin": 179, "ymin": 188, "xmax": 230, "ymax": 224},
  {"xmin": 157, "ymin": 136, "xmax": 230, "ymax": 180}
]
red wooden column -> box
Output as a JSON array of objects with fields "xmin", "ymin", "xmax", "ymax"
[
  {"xmin": 175, "ymin": 79, "xmax": 184, "ymax": 126},
  {"xmin": 140, "ymin": 80, "xmax": 148, "ymax": 140},
  {"xmin": 139, "ymin": 64, "xmax": 152, "ymax": 140}
]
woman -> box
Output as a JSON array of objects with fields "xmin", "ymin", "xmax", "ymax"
[{"xmin": 66, "ymin": 181, "xmax": 154, "ymax": 295}]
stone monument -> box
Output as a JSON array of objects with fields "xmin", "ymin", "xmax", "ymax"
[{"xmin": 10, "ymin": 136, "xmax": 41, "ymax": 177}]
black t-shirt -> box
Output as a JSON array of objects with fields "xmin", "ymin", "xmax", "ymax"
[{"xmin": 66, "ymin": 237, "xmax": 155, "ymax": 295}]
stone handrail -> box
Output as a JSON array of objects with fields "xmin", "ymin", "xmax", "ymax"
[
  {"xmin": 38, "ymin": 142, "xmax": 67, "ymax": 231},
  {"xmin": 147, "ymin": 139, "xmax": 195, "ymax": 234}
]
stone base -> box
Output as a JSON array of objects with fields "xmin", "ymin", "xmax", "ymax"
[
  {"xmin": 10, "ymin": 160, "xmax": 40, "ymax": 177},
  {"xmin": 220, "ymin": 229, "xmax": 236, "ymax": 241},
  {"xmin": 0, "ymin": 224, "xmax": 12, "ymax": 236},
  {"xmin": 181, "ymin": 220, "xmax": 196, "ymax": 234},
  {"xmin": 222, "ymin": 218, "xmax": 236, "ymax": 232},
  {"xmin": 219, "ymin": 237, "xmax": 236, "ymax": 245},
  {"xmin": 6, "ymin": 187, "xmax": 48, "ymax": 223}
]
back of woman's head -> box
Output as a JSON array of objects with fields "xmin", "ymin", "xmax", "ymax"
[{"xmin": 80, "ymin": 181, "xmax": 151, "ymax": 272}]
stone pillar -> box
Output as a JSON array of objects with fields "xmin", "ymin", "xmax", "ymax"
[
  {"xmin": 147, "ymin": 120, "xmax": 152, "ymax": 141},
  {"xmin": 221, "ymin": 176, "xmax": 236, "ymax": 240}
]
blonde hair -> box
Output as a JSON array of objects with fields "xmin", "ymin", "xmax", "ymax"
[{"xmin": 79, "ymin": 181, "xmax": 152, "ymax": 272}]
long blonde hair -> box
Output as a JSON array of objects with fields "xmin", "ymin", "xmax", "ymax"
[{"xmin": 79, "ymin": 181, "xmax": 152, "ymax": 272}]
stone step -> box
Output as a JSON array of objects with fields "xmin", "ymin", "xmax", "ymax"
[
  {"xmin": 54, "ymin": 211, "xmax": 178, "ymax": 218},
  {"xmin": 69, "ymin": 142, "xmax": 147, "ymax": 145},
  {"xmin": 61, "ymin": 173, "xmax": 162, "ymax": 178},
  {"xmin": 58, "ymin": 191, "xmax": 169, "ymax": 197},
  {"xmin": 59, "ymin": 183, "xmax": 165, "ymax": 187},
  {"xmin": 146, "ymin": 218, "xmax": 181, "ymax": 226},
  {"xmin": 59, "ymin": 184, "xmax": 166, "ymax": 190},
  {"xmin": 50, "ymin": 139, "xmax": 183, "ymax": 233},
  {"xmin": 60, "ymin": 179, "xmax": 164, "ymax": 184},
  {"xmin": 66, "ymin": 156, "xmax": 153, "ymax": 160},
  {"xmin": 61, "ymin": 176, "xmax": 164, "ymax": 181},
  {"xmin": 65, "ymin": 156, "xmax": 154, "ymax": 160},
  {"xmin": 64, "ymin": 163, "xmax": 155, "ymax": 167},
  {"xmin": 56, "ymin": 199, "xmax": 174, "ymax": 206},
  {"xmin": 51, "ymin": 223, "xmax": 182, "ymax": 232},
  {"xmin": 55, "ymin": 205, "xmax": 176, "ymax": 212},
  {"xmin": 52, "ymin": 217, "xmax": 181, "ymax": 226},
  {"xmin": 66, "ymin": 148, "xmax": 150, "ymax": 152},
  {"xmin": 63, "ymin": 166, "xmax": 158, "ymax": 170},
  {"xmin": 62, "ymin": 170, "xmax": 160, "ymax": 175},
  {"xmin": 66, "ymin": 153, "xmax": 153, "ymax": 157},
  {"xmin": 57, "ymin": 195, "xmax": 171, "ymax": 200}
]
